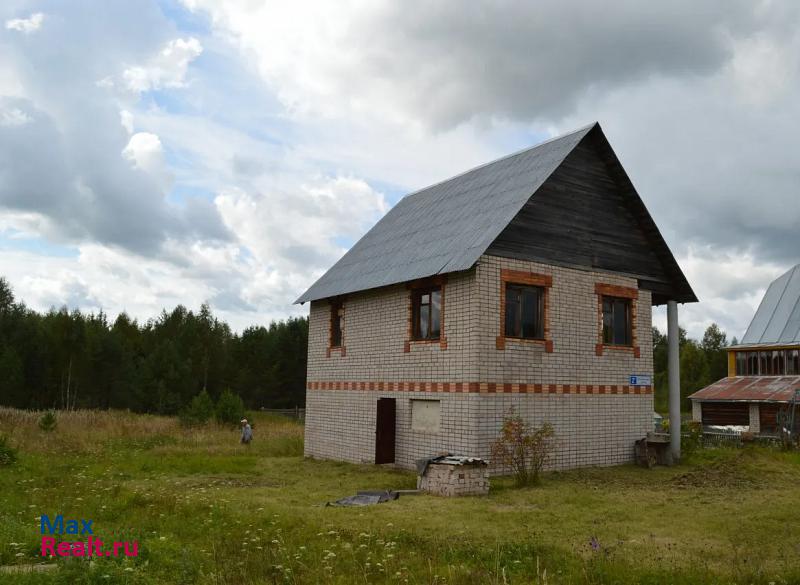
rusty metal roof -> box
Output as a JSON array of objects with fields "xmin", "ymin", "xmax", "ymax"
[{"xmin": 689, "ymin": 376, "xmax": 800, "ymax": 402}]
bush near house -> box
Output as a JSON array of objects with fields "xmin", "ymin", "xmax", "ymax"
[{"xmin": 491, "ymin": 411, "xmax": 555, "ymax": 486}]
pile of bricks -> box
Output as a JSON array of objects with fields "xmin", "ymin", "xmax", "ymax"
[{"xmin": 417, "ymin": 459, "xmax": 489, "ymax": 496}]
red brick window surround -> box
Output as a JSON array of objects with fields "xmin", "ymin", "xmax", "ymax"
[
  {"xmin": 497, "ymin": 269, "xmax": 553, "ymax": 352},
  {"xmin": 405, "ymin": 276, "xmax": 447, "ymax": 352},
  {"xmin": 327, "ymin": 298, "xmax": 346, "ymax": 358},
  {"xmin": 594, "ymin": 283, "xmax": 640, "ymax": 358}
]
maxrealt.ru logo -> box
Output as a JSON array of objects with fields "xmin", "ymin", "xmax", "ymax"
[{"xmin": 40, "ymin": 514, "xmax": 138, "ymax": 558}]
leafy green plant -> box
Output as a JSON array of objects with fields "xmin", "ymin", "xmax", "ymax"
[
  {"xmin": 215, "ymin": 389, "xmax": 246, "ymax": 426},
  {"xmin": 491, "ymin": 411, "xmax": 555, "ymax": 486},
  {"xmin": 180, "ymin": 390, "xmax": 215, "ymax": 427},
  {"xmin": 38, "ymin": 409, "xmax": 57, "ymax": 432},
  {"xmin": 0, "ymin": 434, "xmax": 18, "ymax": 465},
  {"xmin": 681, "ymin": 419, "xmax": 703, "ymax": 458}
]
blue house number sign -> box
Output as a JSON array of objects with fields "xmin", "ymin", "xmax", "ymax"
[{"xmin": 629, "ymin": 375, "xmax": 652, "ymax": 386}]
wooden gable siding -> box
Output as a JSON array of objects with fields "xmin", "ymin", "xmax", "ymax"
[{"xmin": 486, "ymin": 136, "xmax": 672, "ymax": 297}]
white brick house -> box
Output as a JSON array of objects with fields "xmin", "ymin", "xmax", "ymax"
[{"xmin": 296, "ymin": 123, "xmax": 696, "ymax": 472}]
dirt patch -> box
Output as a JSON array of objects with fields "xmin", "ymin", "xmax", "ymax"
[{"xmin": 671, "ymin": 458, "xmax": 762, "ymax": 490}]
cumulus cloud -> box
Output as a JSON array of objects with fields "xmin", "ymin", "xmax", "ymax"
[
  {"xmin": 181, "ymin": 0, "xmax": 800, "ymax": 339},
  {"xmin": 5, "ymin": 12, "xmax": 43, "ymax": 34},
  {"xmin": 215, "ymin": 175, "xmax": 387, "ymax": 273},
  {"xmin": 182, "ymin": 1, "xmax": 762, "ymax": 128},
  {"xmin": 122, "ymin": 37, "xmax": 203, "ymax": 93},
  {"xmin": 0, "ymin": 106, "xmax": 30, "ymax": 126},
  {"xmin": 3, "ymin": 0, "xmax": 800, "ymax": 341},
  {"xmin": 122, "ymin": 132, "xmax": 172, "ymax": 188}
]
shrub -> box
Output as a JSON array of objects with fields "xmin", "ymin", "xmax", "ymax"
[
  {"xmin": 491, "ymin": 411, "xmax": 555, "ymax": 486},
  {"xmin": 681, "ymin": 420, "xmax": 703, "ymax": 458},
  {"xmin": 38, "ymin": 410, "xmax": 57, "ymax": 432},
  {"xmin": 180, "ymin": 390, "xmax": 215, "ymax": 427},
  {"xmin": 215, "ymin": 389, "xmax": 245, "ymax": 426},
  {"xmin": 0, "ymin": 434, "xmax": 18, "ymax": 466}
]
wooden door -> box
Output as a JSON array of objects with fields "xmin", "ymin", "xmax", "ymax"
[{"xmin": 375, "ymin": 398, "xmax": 396, "ymax": 464}]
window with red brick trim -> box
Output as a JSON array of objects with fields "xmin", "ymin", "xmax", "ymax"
[
  {"xmin": 496, "ymin": 269, "xmax": 553, "ymax": 352},
  {"xmin": 330, "ymin": 300, "xmax": 344, "ymax": 347},
  {"xmin": 411, "ymin": 287, "xmax": 441, "ymax": 340},
  {"xmin": 602, "ymin": 296, "xmax": 631, "ymax": 346},
  {"xmin": 505, "ymin": 284, "xmax": 544, "ymax": 339},
  {"xmin": 594, "ymin": 283, "xmax": 639, "ymax": 358}
]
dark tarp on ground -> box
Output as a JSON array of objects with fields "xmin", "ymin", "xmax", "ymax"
[{"xmin": 326, "ymin": 490, "xmax": 398, "ymax": 507}]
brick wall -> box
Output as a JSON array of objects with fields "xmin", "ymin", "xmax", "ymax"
[
  {"xmin": 304, "ymin": 255, "xmax": 654, "ymax": 472},
  {"xmin": 474, "ymin": 255, "xmax": 653, "ymax": 386}
]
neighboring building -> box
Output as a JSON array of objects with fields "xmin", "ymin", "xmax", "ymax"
[
  {"xmin": 690, "ymin": 265, "xmax": 800, "ymax": 435},
  {"xmin": 296, "ymin": 122, "xmax": 696, "ymax": 472}
]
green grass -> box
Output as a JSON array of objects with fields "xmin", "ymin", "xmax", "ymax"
[{"xmin": 1, "ymin": 407, "xmax": 800, "ymax": 584}]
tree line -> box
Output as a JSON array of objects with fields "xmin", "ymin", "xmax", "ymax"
[
  {"xmin": 652, "ymin": 322, "xmax": 733, "ymax": 413},
  {"xmin": 0, "ymin": 277, "xmax": 307, "ymax": 413},
  {"xmin": 0, "ymin": 274, "xmax": 734, "ymax": 415}
]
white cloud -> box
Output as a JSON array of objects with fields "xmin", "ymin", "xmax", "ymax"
[
  {"xmin": 122, "ymin": 132, "xmax": 171, "ymax": 188},
  {"xmin": 4, "ymin": 0, "xmax": 800, "ymax": 342},
  {"xmin": 122, "ymin": 37, "xmax": 203, "ymax": 94},
  {"xmin": 215, "ymin": 175, "xmax": 388, "ymax": 275},
  {"xmin": 5, "ymin": 13, "xmax": 44, "ymax": 34},
  {"xmin": 120, "ymin": 109, "xmax": 134, "ymax": 134},
  {"xmin": 0, "ymin": 107, "xmax": 30, "ymax": 127}
]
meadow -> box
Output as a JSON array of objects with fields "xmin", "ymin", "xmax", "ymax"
[{"xmin": 1, "ymin": 408, "xmax": 799, "ymax": 584}]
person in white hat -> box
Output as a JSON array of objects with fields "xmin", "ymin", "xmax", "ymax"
[{"xmin": 240, "ymin": 418, "xmax": 253, "ymax": 445}]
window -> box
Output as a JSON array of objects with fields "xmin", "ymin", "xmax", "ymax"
[
  {"xmin": 735, "ymin": 352, "xmax": 746, "ymax": 376},
  {"xmin": 759, "ymin": 352, "xmax": 771, "ymax": 375},
  {"xmin": 497, "ymin": 269, "xmax": 552, "ymax": 352},
  {"xmin": 504, "ymin": 284, "xmax": 544, "ymax": 339},
  {"xmin": 330, "ymin": 300, "xmax": 344, "ymax": 347},
  {"xmin": 411, "ymin": 399, "xmax": 440, "ymax": 433},
  {"xmin": 773, "ymin": 350, "xmax": 785, "ymax": 375},
  {"xmin": 602, "ymin": 296, "xmax": 632, "ymax": 346},
  {"xmin": 788, "ymin": 350, "xmax": 800, "ymax": 375},
  {"xmin": 745, "ymin": 352, "xmax": 757, "ymax": 375},
  {"xmin": 412, "ymin": 287, "xmax": 441, "ymax": 340},
  {"xmin": 738, "ymin": 349, "xmax": 800, "ymax": 376}
]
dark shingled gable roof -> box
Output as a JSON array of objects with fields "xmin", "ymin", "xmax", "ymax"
[{"xmin": 296, "ymin": 122, "xmax": 695, "ymax": 304}]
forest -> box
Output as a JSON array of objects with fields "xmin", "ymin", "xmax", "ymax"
[
  {"xmin": 0, "ymin": 275, "xmax": 730, "ymax": 414},
  {"xmin": 0, "ymin": 277, "xmax": 307, "ymax": 413}
]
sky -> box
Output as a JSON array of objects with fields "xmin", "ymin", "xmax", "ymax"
[{"xmin": 0, "ymin": 0, "xmax": 798, "ymax": 340}]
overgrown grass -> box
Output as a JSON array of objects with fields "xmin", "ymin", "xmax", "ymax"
[{"xmin": 2, "ymin": 408, "xmax": 800, "ymax": 583}]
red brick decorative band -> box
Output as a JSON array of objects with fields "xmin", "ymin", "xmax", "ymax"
[{"xmin": 306, "ymin": 380, "xmax": 652, "ymax": 395}]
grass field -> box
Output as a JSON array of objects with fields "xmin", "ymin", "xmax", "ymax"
[{"xmin": 1, "ymin": 408, "xmax": 800, "ymax": 584}]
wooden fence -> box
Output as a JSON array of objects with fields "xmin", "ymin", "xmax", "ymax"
[{"xmin": 260, "ymin": 407, "xmax": 305, "ymax": 422}]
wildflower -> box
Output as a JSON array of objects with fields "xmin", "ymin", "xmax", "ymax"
[
  {"xmin": 124, "ymin": 568, "xmax": 134, "ymax": 572},
  {"xmin": 159, "ymin": 536, "xmax": 166, "ymax": 541},
  {"xmin": 589, "ymin": 536, "xmax": 601, "ymax": 552}
]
